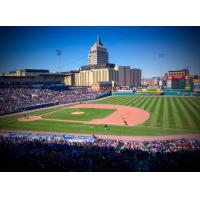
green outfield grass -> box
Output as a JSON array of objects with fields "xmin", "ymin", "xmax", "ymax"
[
  {"xmin": 0, "ymin": 96, "xmax": 200, "ymax": 136},
  {"xmin": 42, "ymin": 108, "xmax": 115, "ymax": 121},
  {"xmin": 93, "ymin": 96, "xmax": 200, "ymax": 129}
]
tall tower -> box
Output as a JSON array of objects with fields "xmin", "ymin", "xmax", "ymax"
[{"xmin": 88, "ymin": 36, "xmax": 109, "ymax": 65}]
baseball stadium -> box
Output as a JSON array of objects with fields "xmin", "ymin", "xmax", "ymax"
[
  {"xmin": 1, "ymin": 88, "xmax": 200, "ymax": 172},
  {"xmin": 0, "ymin": 27, "xmax": 200, "ymax": 172},
  {"xmin": 1, "ymin": 95, "xmax": 200, "ymax": 138}
]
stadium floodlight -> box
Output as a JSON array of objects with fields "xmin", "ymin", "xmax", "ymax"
[{"xmin": 56, "ymin": 49, "xmax": 62, "ymax": 73}]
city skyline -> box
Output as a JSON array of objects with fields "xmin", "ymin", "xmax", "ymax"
[{"xmin": 0, "ymin": 26, "xmax": 200, "ymax": 78}]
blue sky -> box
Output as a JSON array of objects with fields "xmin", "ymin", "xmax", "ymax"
[{"xmin": 0, "ymin": 26, "xmax": 200, "ymax": 78}]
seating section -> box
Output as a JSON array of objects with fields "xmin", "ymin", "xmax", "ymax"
[
  {"xmin": 0, "ymin": 88, "xmax": 110, "ymax": 115},
  {"xmin": 0, "ymin": 132, "xmax": 200, "ymax": 172}
]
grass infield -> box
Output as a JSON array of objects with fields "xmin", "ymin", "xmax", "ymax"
[
  {"xmin": 0, "ymin": 96, "xmax": 200, "ymax": 136},
  {"xmin": 42, "ymin": 108, "xmax": 116, "ymax": 121}
]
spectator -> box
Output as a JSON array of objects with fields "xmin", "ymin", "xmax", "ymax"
[
  {"xmin": 0, "ymin": 87, "xmax": 110, "ymax": 115},
  {"xmin": 0, "ymin": 133, "xmax": 199, "ymax": 172}
]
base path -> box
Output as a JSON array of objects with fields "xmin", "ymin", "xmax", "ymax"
[{"xmin": 71, "ymin": 104, "xmax": 150, "ymax": 126}]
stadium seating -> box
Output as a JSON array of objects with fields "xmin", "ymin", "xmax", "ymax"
[
  {"xmin": 0, "ymin": 132, "xmax": 200, "ymax": 172},
  {"xmin": 0, "ymin": 88, "xmax": 110, "ymax": 115}
]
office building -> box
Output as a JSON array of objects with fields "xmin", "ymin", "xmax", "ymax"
[
  {"xmin": 88, "ymin": 36, "xmax": 109, "ymax": 65},
  {"xmin": 0, "ymin": 36, "xmax": 142, "ymax": 89},
  {"xmin": 130, "ymin": 68, "xmax": 141, "ymax": 87}
]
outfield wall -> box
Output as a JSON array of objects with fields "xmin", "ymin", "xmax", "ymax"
[{"xmin": 113, "ymin": 91, "xmax": 200, "ymax": 97}]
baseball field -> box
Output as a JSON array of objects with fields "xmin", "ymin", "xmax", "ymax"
[{"xmin": 0, "ymin": 96, "xmax": 200, "ymax": 136}]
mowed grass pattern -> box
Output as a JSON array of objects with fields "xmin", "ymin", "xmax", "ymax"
[
  {"xmin": 0, "ymin": 96, "xmax": 200, "ymax": 136},
  {"xmin": 93, "ymin": 96, "xmax": 200, "ymax": 130}
]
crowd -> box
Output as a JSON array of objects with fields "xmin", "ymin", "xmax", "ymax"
[
  {"xmin": 0, "ymin": 133, "xmax": 200, "ymax": 172},
  {"xmin": 0, "ymin": 88, "xmax": 108, "ymax": 115}
]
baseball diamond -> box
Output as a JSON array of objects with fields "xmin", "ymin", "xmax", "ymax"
[{"xmin": 0, "ymin": 96, "xmax": 200, "ymax": 136}]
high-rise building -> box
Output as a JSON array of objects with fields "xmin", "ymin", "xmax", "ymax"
[
  {"xmin": 130, "ymin": 68, "xmax": 141, "ymax": 87},
  {"xmin": 88, "ymin": 36, "xmax": 108, "ymax": 65},
  {"xmin": 68, "ymin": 36, "xmax": 142, "ymax": 88},
  {"xmin": 115, "ymin": 66, "xmax": 131, "ymax": 86}
]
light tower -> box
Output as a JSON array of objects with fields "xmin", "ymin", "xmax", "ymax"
[{"xmin": 56, "ymin": 49, "xmax": 62, "ymax": 73}]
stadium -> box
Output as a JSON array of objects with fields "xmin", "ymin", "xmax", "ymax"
[
  {"xmin": 1, "ymin": 95, "xmax": 200, "ymax": 137},
  {"xmin": 0, "ymin": 29, "xmax": 200, "ymax": 172},
  {"xmin": 1, "ymin": 87, "xmax": 200, "ymax": 172}
]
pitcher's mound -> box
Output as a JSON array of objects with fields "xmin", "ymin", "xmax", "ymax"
[{"xmin": 71, "ymin": 111, "xmax": 85, "ymax": 115}]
